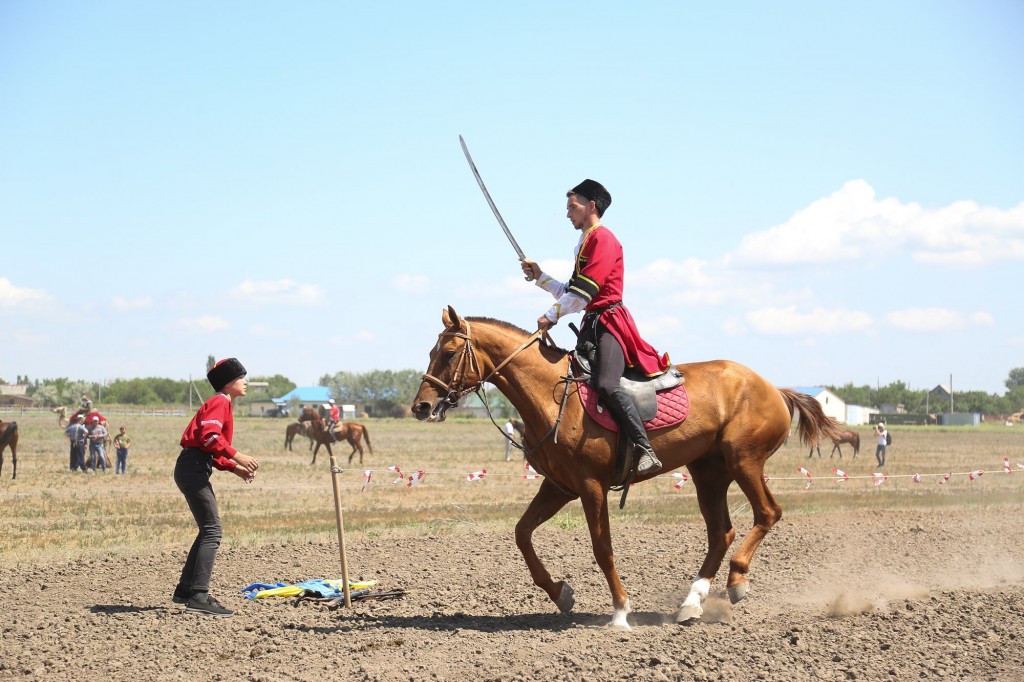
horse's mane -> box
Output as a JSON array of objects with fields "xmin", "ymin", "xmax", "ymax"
[{"xmin": 465, "ymin": 316, "xmax": 570, "ymax": 355}]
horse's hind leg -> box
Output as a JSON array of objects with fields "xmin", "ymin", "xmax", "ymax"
[
  {"xmin": 515, "ymin": 479, "xmax": 578, "ymax": 614},
  {"xmin": 677, "ymin": 454, "xmax": 735, "ymax": 623},
  {"xmin": 725, "ymin": 460, "xmax": 782, "ymax": 603}
]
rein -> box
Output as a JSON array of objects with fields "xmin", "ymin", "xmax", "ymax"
[{"xmin": 421, "ymin": 321, "xmax": 582, "ymax": 499}]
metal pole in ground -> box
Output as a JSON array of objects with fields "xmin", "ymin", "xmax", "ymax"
[{"xmin": 328, "ymin": 452, "xmax": 352, "ymax": 607}]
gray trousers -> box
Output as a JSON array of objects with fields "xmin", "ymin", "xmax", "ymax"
[{"xmin": 174, "ymin": 448, "xmax": 222, "ymax": 596}]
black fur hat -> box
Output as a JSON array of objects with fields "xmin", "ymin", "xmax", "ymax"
[
  {"xmin": 207, "ymin": 358, "xmax": 247, "ymax": 392},
  {"xmin": 568, "ymin": 179, "xmax": 611, "ymax": 217}
]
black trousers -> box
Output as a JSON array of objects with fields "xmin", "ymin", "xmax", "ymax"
[
  {"xmin": 174, "ymin": 448, "xmax": 222, "ymax": 596},
  {"xmin": 593, "ymin": 323, "xmax": 626, "ymax": 401}
]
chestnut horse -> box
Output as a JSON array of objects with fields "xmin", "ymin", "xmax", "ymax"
[
  {"xmin": 412, "ymin": 307, "xmax": 844, "ymax": 628},
  {"xmin": 297, "ymin": 408, "xmax": 374, "ymax": 465},
  {"xmin": 0, "ymin": 420, "xmax": 18, "ymax": 480},
  {"xmin": 284, "ymin": 421, "xmax": 313, "ymax": 451},
  {"xmin": 807, "ymin": 428, "xmax": 860, "ymax": 459}
]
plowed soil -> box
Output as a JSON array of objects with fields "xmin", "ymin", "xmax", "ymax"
[{"xmin": 1, "ymin": 507, "xmax": 1021, "ymax": 681}]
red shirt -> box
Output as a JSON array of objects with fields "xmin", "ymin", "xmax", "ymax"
[
  {"xmin": 570, "ymin": 226, "xmax": 670, "ymax": 377},
  {"xmin": 180, "ymin": 393, "xmax": 238, "ymax": 471},
  {"xmin": 330, "ymin": 405, "xmax": 340, "ymax": 421}
]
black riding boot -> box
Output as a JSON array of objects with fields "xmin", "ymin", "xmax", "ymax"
[{"xmin": 604, "ymin": 391, "xmax": 662, "ymax": 475}]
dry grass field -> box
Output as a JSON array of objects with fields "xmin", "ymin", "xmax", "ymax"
[{"xmin": 2, "ymin": 412, "xmax": 1021, "ymax": 567}]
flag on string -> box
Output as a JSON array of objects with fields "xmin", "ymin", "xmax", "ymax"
[
  {"xmin": 872, "ymin": 472, "xmax": 887, "ymax": 486},
  {"xmin": 797, "ymin": 466, "xmax": 812, "ymax": 490},
  {"xmin": 832, "ymin": 468, "xmax": 848, "ymax": 482},
  {"xmin": 912, "ymin": 473, "xmax": 922, "ymax": 484},
  {"xmin": 524, "ymin": 463, "xmax": 538, "ymax": 480},
  {"xmin": 406, "ymin": 470, "xmax": 425, "ymax": 488},
  {"xmin": 968, "ymin": 469, "xmax": 983, "ymax": 481},
  {"xmin": 360, "ymin": 469, "xmax": 372, "ymax": 493},
  {"xmin": 672, "ymin": 472, "xmax": 689, "ymax": 490},
  {"xmin": 387, "ymin": 465, "xmax": 403, "ymax": 484},
  {"xmin": 1004, "ymin": 458, "xmax": 1011, "ymax": 474},
  {"xmin": 466, "ymin": 469, "xmax": 487, "ymax": 482},
  {"xmin": 938, "ymin": 472, "xmax": 952, "ymax": 485}
]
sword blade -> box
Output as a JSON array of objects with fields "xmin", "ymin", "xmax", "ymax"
[{"xmin": 459, "ymin": 135, "xmax": 526, "ymax": 261}]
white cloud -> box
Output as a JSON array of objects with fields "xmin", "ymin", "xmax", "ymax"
[
  {"xmin": 746, "ymin": 305, "xmax": 874, "ymax": 335},
  {"xmin": 176, "ymin": 316, "xmax": 230, "ymax": 333},
  {"xmin": 885, "ymin": 308, "xmax": 994, "ymax": 332},
  {"xmin": 111, "ymin": 296, "xmax": 153, "ymax": 311},
  {"xmin": 637, "ymin": 314, "xmax": 683, "ymax": 337},
  {"xmin": 0, "ymin": 277, "xmax": 52, "ymax": 309},
  {"xmin": 392, "ymin": 274, "xmax": 429, "ymax": 294},
  {"xmin": 230, "ymin": 279, "xmax": 327, "ymax": 306},
  {"xmin": 728, "ymin": 180, "xmax": 1024, "ymax": 268}
]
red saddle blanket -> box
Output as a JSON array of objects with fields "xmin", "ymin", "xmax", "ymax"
[{"xmin": 577, "ymin": 379, "xmax": 690, "ymax": 433}]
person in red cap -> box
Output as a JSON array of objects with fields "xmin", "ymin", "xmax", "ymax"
[
  {"xmin": 172, "ymin": 357, "xmax": 260, "ymax": 617},
  {"xmin": 520, "ymin": 179, "xmax": 670, "ymax": 475}
]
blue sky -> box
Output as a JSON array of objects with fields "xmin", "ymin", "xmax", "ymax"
[{"xmin": 1, "ymin": 1, "xmax": 1022, "ymax": 395}]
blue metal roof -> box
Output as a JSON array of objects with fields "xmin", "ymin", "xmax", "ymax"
[
  {"xmin": 272, "ymin": 386, "xmax": 333, "ymax": 404},
  {"xmin": 790, "ymin": 386, "xmax": 826, "ymax": 397}
]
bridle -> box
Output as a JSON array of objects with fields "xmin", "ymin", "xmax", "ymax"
[{"xmin": 420, "ymin": 319, "xmax": 547, "ymax": 419}]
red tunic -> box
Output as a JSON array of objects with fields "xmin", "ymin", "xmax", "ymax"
[
  {"xmin": 569, "ymin": 226, "xmax": 670, "ymax": 376},
  {"xmin": 179, "ymin": 393, "xmax": 238, "ymax": 471}
]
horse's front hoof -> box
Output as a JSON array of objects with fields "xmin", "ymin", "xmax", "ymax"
[
  {"xmin": 555, "ymin": 582, "xmax": 575, "ymax": 613},
  {"xmin": 676, "ymin": 603, "xmax": 703, "ymax": 623},
  {"xmin": 608, "ymin": 608, "xmax": 631, "ymax": 630},
  {"xmin": 727, "ymin": 581, "xmax": 749, "ymax": 604}
]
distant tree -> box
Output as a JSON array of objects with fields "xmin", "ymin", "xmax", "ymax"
[
  {"xmin": 206, "ymin": 355, "xmax": 217, "ymax": 372},
  {"xmin": 320, "ymin": 369, "xmax": 423, "ymax": 416},
  {"xmin": 1006, "ymin": 368, "xmax": 1024, "ymax": 392},
  {"xmin": 250, "ymin": 374, "xmax": 296, "ymax": 399}
]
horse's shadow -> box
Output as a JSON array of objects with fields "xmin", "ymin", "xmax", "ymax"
[{"xmin": 289, "ymin": 609, "xmax": 676, "ymax": 635}]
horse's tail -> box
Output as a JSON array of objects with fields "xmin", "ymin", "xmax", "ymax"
[
  {"xmin": 362, "ymin": 425, "xmax": 373, "ymax": 454},
  {"xmin": 779, "ymin": 389, "xmax": 845, "ymax": 448},
  {"xmin": 852, "ymin": 431, "xmax": 860, "ymax": 454},
  {"xmin": 0, "ymin": 421, "xmax": 18, "ymax": 448}
]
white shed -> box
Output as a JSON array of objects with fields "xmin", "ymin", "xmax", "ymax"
[{"xmin": 791, "ymin": 386, "xmax": 847, "ymax": 424}]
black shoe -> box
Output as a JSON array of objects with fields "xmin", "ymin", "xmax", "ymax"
[
  {"xmin": 172, "ymin": 586, "xmax": 190, "ymax": 604},
  {"xmin": 185, "ymin": 594, "xmax": 233, "ymax": 617}
]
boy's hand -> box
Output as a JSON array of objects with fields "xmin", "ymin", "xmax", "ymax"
[
  {"xmin": 232, "ymin": 462, "xmax": 256, "ymax": 483},
  {"xmin": 234, "ymin": 452, "xmax": 260, "ymax": 471}
]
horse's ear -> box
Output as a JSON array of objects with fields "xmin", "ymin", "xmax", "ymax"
[{"xmin": 442, "ymin": 305, "xmax": 461, "ymax": 329}]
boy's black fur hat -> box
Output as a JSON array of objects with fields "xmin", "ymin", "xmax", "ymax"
[{"xmin": 207, "ymin": 358, "xmax": 247, "ymax": 392}]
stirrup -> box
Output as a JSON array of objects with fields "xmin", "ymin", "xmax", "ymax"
[{"xmin": 636, "ymin": 446, "xmax": 662, "ymax": 475}]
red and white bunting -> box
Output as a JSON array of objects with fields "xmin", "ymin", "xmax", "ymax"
[
  {"xmin": 872, "ymin": 472, "xmax": 887, "ymax": 486},
  {"xmin": 524, "ymin": 463, "xmax": 538, "ymax": 480},
  {"xmin": 1018, "ymin": 463, "xmax": 1024, "ymax": 470},
  {"xmin": 913, "ymin": 473, "xmax": 922, "ymax": 484},
  {"xmin": 387, "ymin": 465, "xmax": 403, "ymax": 484},
  {"xmin": 832, "ymin": 468, "xmax": 849, "ymax": 482},
  {"xmin": 938, "ymin": 472, "xmax": 952, "ymax": 485},
  {"xmin": 672, "ymin": 471, "xmax": 689, "ymax": 489},
  {"xmin": 968, "ymin": 469, "xmax": 984, "ymax": 481},
  {"xmin": 466, "ymin": 469, "xmax": 487, "ymax": 482},
  {"xmin": 1003, "ymin": 458, "xmax": 1011, "ymax": 473},
  {"xmin": 406, "ymin": 470, "xmax": 425, "ymax": 488},
  {"xmin": 762, "ymin": 473, "xmax": 770, "ymax": 483},
  {"xmin": 360, "ymin": 469, "xmax": 373, "ymax": 493},
  {"xmin": 797, "ymin": 466, "xmax": 812, "ymax": 490}
]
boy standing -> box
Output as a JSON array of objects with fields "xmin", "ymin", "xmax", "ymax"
[
  {"xmin": 173, "ymin": 358, "xmax": 260, "ymax": 617},
  {"xmin": 113, "ymin": 426, "xmax": 131, "ymax": 474}
]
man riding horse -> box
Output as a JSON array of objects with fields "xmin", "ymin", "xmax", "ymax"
[{"xmin": 520, "ymin": 179, "xmax": 670, "ymax": 475}]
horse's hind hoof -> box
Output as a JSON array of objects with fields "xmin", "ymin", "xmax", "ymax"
[
  {"xmin": 555, "ymin": 582, "xmax": 575, "ymax": 613},
  {"xmin": 727, "ymin": 581, "xmax": 749, "ymax": 604}
]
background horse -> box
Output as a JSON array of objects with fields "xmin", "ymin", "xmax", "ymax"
[
  {"xmin": 807, "ymin": 428, "xmax": 860, "ymax": 459},
  {"xmin": 284, "ymin": 421, "xmax": 313, "ymax": 451},
  {"xmin": 53, "ymin": 405, "xmax": 69, "ymax": 428},
  {"xmin": 412, "ymin": 307, "xmax": 844, "ymax": 629},
  {"xmin": 0, "ymin": 420, "xmax": 18, "ymax": 479},
  {"xmin": 297, "ymin": 408, "xmax": 373, "ymax": 465}
]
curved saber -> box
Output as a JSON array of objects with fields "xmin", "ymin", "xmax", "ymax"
[{"xmin": 459, "ymin": 135, "xmax": 529, "ymax": 267}]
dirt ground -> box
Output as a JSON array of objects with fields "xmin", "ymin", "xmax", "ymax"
[{"xmin": 1, "ymin": 507, "xmax": 1022, "ymax": 682}]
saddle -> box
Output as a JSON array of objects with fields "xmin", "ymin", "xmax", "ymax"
[{"xmin": 571, "ymin": 353, "xmax": 690, "ymax": 504}]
